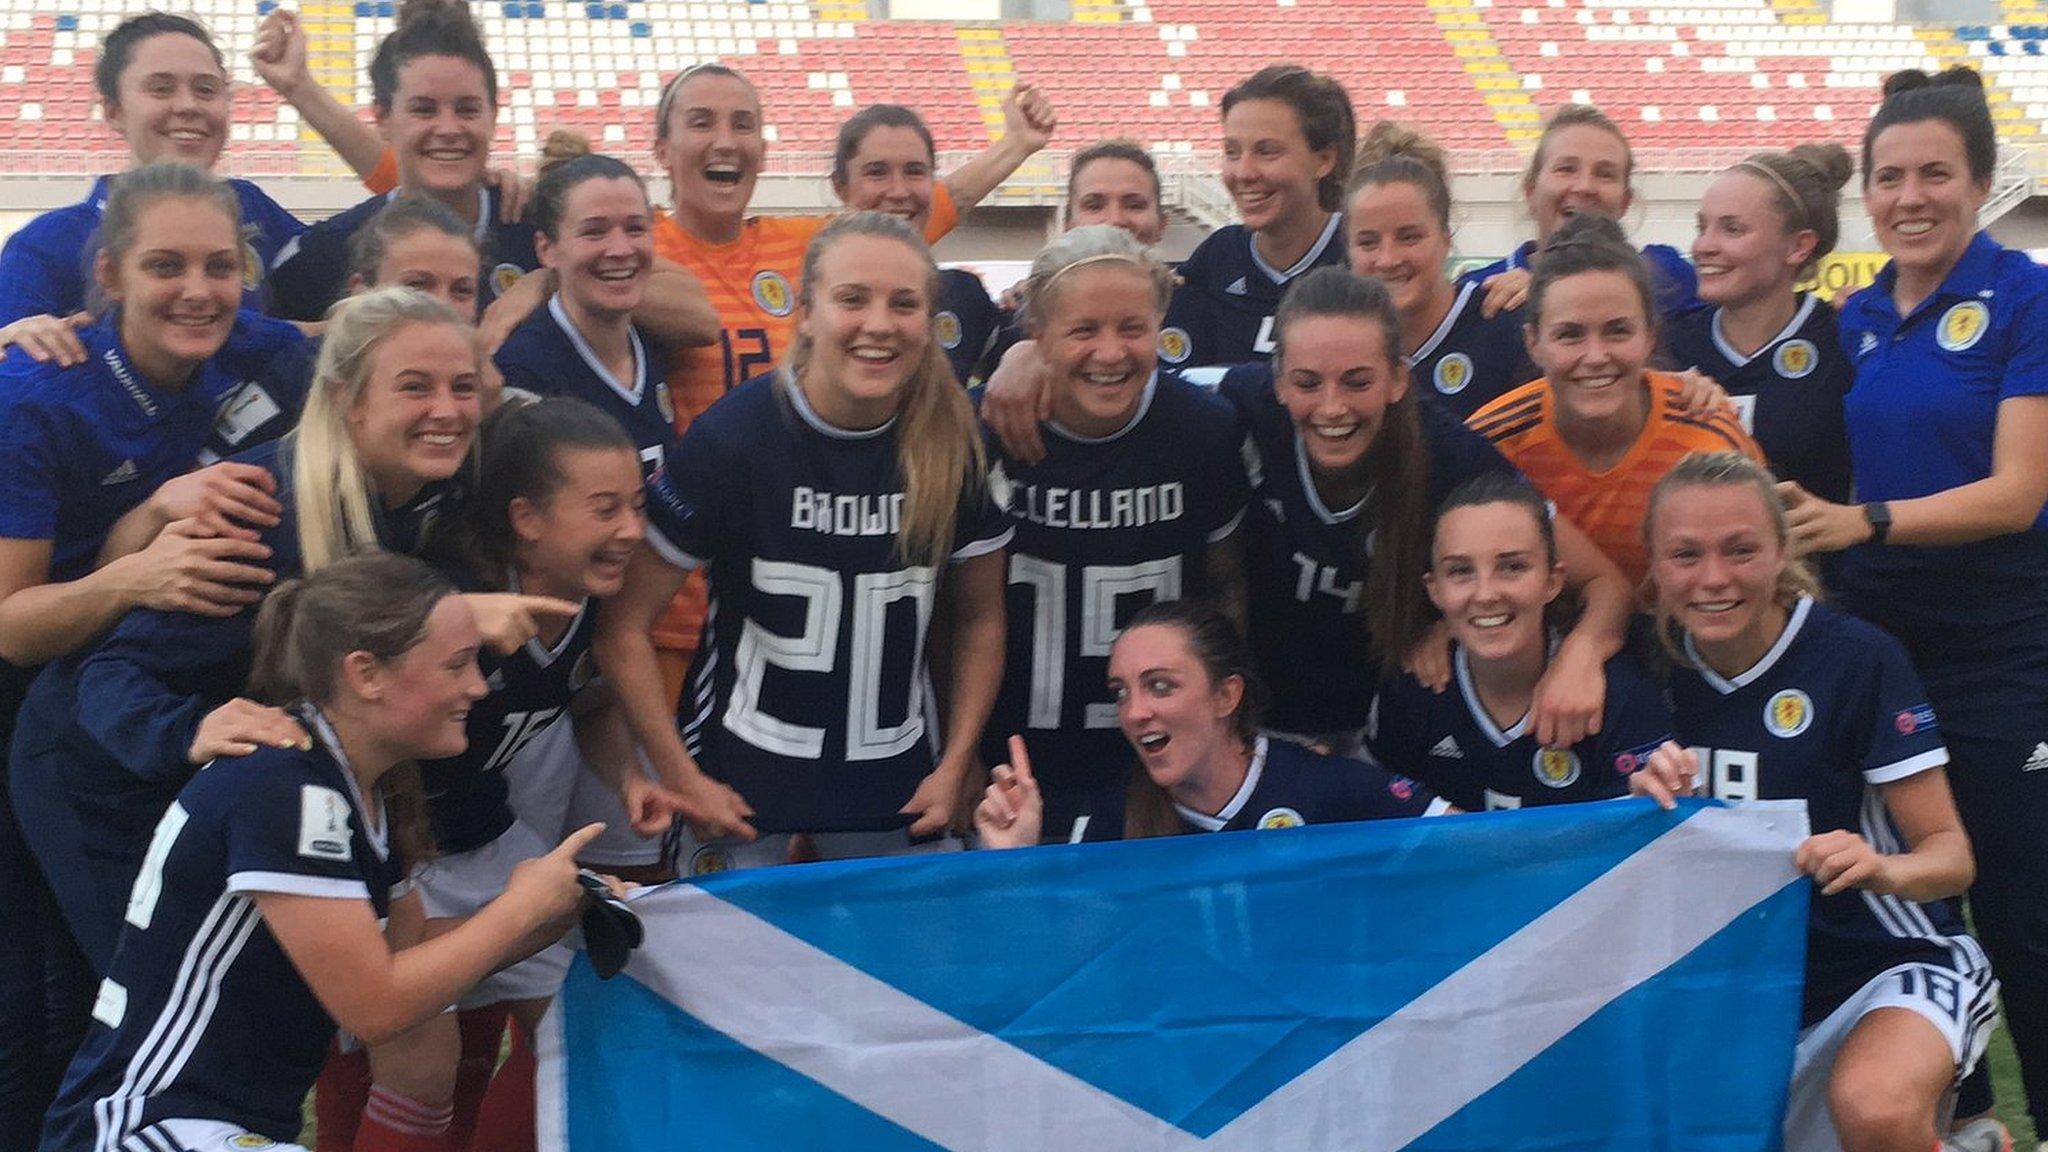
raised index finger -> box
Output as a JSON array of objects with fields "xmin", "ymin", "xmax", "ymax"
[
  {"xmin": 554, "ymin": 822, "xmax": 608, "ymax": 859},
  {"xmin": 514, "ymin": 594, "xmax": 584, "ymax": 619},
  {"xmin": 1006, "ymin": 734, "xmax": 1035, "ymax": 785}
]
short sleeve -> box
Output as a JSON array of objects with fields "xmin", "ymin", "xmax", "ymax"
[
  {"xmin": 1422, "ymin": 400, "xmax": 1517, "ymax": 498},
  {"xmin": 221, "ymin": 768, "xmax": 373, "ymax": 901},
  {"xmin": 266, "ymin": 228, "xmax": 345, "ymax": 324},
  {"xmin": 951, "ymin": 475, "xmax": 1013, "ymax": 563},
  {"xmin": 0, "ymin": 394, "xmax": 65, "ymax": 542},
  {"xmin": 922, "ymin": 183, "xmax": 959, "ymax": 244},
  {"xmin": 1857, "ymin": 633, "xmax": 1948, "ymax": 785},
  {"xmin": 640, "ymin": 423, "xmax": 726, "ymax": 571},
  {"xmin": 1999, "ymin": 269, "xmax": 2048, "ymax": 402},
  {"xmin": 363, "ymin": 149, "xmax": 400, "ymax": 196},
  {"xmin": 1593, "ymin": 657, "xmax": 1675, "ymax": 796},
  {"xmin": 1196, "ymin": 400, "xmax": 1251, "ymax": 543},
  {"xmin": 1360, "ymin": 678, "xmax": 1423, "ymax": 775}
]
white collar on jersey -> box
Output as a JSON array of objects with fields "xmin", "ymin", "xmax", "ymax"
[
  {"xmin": 1452, "ymin": 631, "xmax": 1561, "ymax": 747},
  {"xmin": 547, "ymin": 294, "xmax": 647, "ymax": 407},
  {"xmin": 1709, "ymin": 292, "xmax": 1818, "ymax": 370},
  {"xmin": 507, "ymin": 567, "xmax": 591, "ymax": 668},
  {"xmin": 1292, "ymin": 430, "xmax": 1368, "ymax": 526},
  {"xmin": 1174, "ymin": 735, "xmax": 1272, "ymax": 831},
  {"xmin": 299, "ymin": 705, "xmax": 392, "ymax": 861},
  {"xmin": 1684, "ymin": 594, "xmax": 1815, "ymax": 695},
  {"xmin": 1408, "ymin": 278, "xmax": 1480, "ymax": 367},
  {"xmin": 1248, "ymin": 212, "xmax": 1344, "ymax": 285},
  {"xmin": 781, "ymin": 365, "xmax": 897, "ymax": 440},
  {"xmin": 1046, "ymin": 370, "xmax": 1160, "ymax": 445}
]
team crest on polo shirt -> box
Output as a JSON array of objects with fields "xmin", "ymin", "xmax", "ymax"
[
  {"xmin": 492, "ymin": 263, "xmax": 526, "ymax": 297},
  {"xmin": 1434, "ymin": 352, "xmax": 1474, "ymax": 395},
  {"xmin": 1533, "ymin": 748, "xmax": 1581, "ymax": 789},
  {"xmin": 1773, "ymin": 339, "xmax": 1817, "ymax": 380},
  {"xmin": 1256, "ymin": 807, "xmax": 1304, "ymax": 830},
  {"xmin": 1765, "ymin": 689, "xmax": 1814, "ymax": 738},
  {"xmin": 752, "ymin": 270, "xmax": 795, "ymax": 317},
  {"xmin": 1158, "ymin": 326, "xmax": 1191, "ymax": 364},
  {"xmin": 241, "ymin": 235, "xmax": 264, "ymax": 292},
  {"xmin": 1938, "ymin": 301, "xmax": 1989, "ymax": 352},
  {"xmin": 655, "ymin": 379, "xmax": 676, "ymax": 424},
  {"xmin": 935, "ymin": 310, "xmax": 963, "ymax": 350}
]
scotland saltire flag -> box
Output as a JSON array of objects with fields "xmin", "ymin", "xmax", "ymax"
[{"xmin": 539, "ymin": 799, "xmax": 1810, "ymax": 1151}]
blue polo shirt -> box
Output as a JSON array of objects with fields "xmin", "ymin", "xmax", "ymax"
[
  {"xmin": 1834, "ymin": 231, "xmax": 2048, "ymax": 655},
  {"xmin": 1460, "ymin": 239, "xmax": 1700, "ymax": 320}
]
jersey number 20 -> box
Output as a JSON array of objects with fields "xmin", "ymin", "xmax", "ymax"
[{"xmin": 725, "ymin": 558, "xmax": 936, "ymax": 761}]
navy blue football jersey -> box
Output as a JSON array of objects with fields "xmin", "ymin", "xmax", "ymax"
[
  {"xmin": 643, "ymin": 370, "xmax": 1013, "ymax": 833},
  {"xmin": 0, "ymin": 175, "xmax": 304, "ymax": 324},
  {"xmin": 0, "ymin": 320, "xmax": 250, "ymax": 580},
  {"xmin": 42, "ymin": 708, "xmax": 408, "ymax": 1148},
  {"xmin": 418, "ymin": 583, "xmax": 600, "ymax": 855},
  {"xmin": 980, "ymin": 371, "xmax": 1250, "ymax": 840},
  {"xmin": 268, "ymin": 187, "xmax": 535, "ymax": 322},
  {"xmin": 1220, "ymin": 364, "xmax": 1518, "ymax": 737},
  {"xmin": 1462, "ymin": 240, "xmax": 1700, "ymax": 321},
  {"xmin": 1159, "ymin": 216, "xmax": 1346, "ymax": 370},
  {"xmin": 1408, "ymin": 279, "xmax": 1539, "ymax": 421},
  {"xmin": 1665, "ymin": 293, "xmax": 1852, "ymax": 504},
  {"xmin": 1174, "ymin": 735, "xmax": 1446, "ymax": 833},
  {"xmin": 937, "ymin": 267, "xmax": 1002, "ymax": 388},
  {"xmin": 494, "ymin": 295, "xmax": 675, "ymax": 477},
  {"xmin": 1368, "ymin": 647, "xmax": 1670, "ymax": 811},
  {"xmin": 1668, "ymin": 596, "xmax": 1970, "ymax": 1024}
]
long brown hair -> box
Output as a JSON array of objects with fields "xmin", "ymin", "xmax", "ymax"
[
  {"xmin": 789, "ymin": 211, "xmax": 986, "ymax": 568},
  {"xmin": 248, "ymin": 553, "xmax": 454, "ymax": 864}
]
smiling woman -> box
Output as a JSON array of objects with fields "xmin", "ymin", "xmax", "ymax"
[{"xmin": 268, "ymin": 0, "xmax": 539, "ymax": 322}]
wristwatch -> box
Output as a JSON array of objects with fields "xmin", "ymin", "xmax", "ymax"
[{"xmin": 1862, "ymin": 501, "xmax": 1893, "ymax": 545}]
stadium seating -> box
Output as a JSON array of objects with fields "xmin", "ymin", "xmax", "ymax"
[{"xmin": 0, "ymin": 0, "xmax": 2033, "ymax": 180}]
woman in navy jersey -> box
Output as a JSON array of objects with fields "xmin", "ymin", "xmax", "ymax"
[
  {"xmin": 359, "ymin": 399, "xmax": 656, "ymax": 1152},
  {"xmin": 1159, "ymin": 64, "xmax": 1354, "ymax": 371},
  {"xmin": 828, "ymin": 104, "xmax": 1005, "ymax": 387},
  {"xmin": 268, "ymin": 0, "xmax": 538, "ymax": 322},
  {"xmin": 0, "ymin": 161, "xmax": 287, "ymax": 1150},
  {"xmin": 1461, "ymin": 104, "xmax": 1699, "ymax": 322},
  {"xmin": 1219, "ymin": 268, "xmax": 1633, "ymax": 754},
  {"xmin": 0, "ymin": 13, "xmax": 304, "ymax": 349},
  {"xmin": 1368, "ymin": 474, "xmax": 1670, "ymax": 812},
  {"xmin": 981, "ymin": 226, "xmax": 1249, "ymax": 844},
  {"xmin": 349, "ymin": 196, "xmax": 485, "ymax": 316},
  {"xmin": 596, "ymin": 212, "xmax": 1010, "ymax": 872},
  {"xmin": 1666, "ymin": 145, "xmax": 1856, "ymax": 507},
  {"xmin": 494, "ymin": 136, "xmax": 675, "ymax": 456},
  {"xmin": 1633, "ymin": 451, "xmax": 1995, "ymax": 1152},
  {"xmin": 976, "ymin": 599, "xmax": 1448, "ymax": 847},
  {"xmin": 39, "ymin": 553, "xmax": 602, "ymax": 1152},
  {"xmin": 1345, "ymin": 121, "xmax": 1536, "ymax": 420},
  {"xmin": 1776, "ymin": 67, "xmax": 2048, "ymax": 1139}
]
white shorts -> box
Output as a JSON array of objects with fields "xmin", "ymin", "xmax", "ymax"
[
  {"xmin": 502, "ymin": 719, "xmax": 583, "ymax": 844},
  {"xmin": 1784, "ymin": 947, "xmax": 2000, "ymax": 1152},
  {"xmin": 415, "ymin": 821, "xmax": 571, "ymax": 1007},
  {"xmin": 671, "ymin": 826, "xmax": 964, "ymax": 876},
  {"xmin": 117, "ymin": 1117, "xmax": 306, "ymax": 1151},
  {"xmin": 562, "ymin": 750, "xmax": 665, "ymax": 869}
]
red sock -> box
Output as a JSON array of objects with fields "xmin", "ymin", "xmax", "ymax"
[
  {"xmin": 315, "ymin": 1040, "xmax": 372, "ymax": 1152},
  {"xmin": 448, "ymin": 1006, "xmax": 508, "ymax": 1150},
  {"xmin": 469, "ymin": 1023, "xmax": 537, "ymax": 1152},
  {"xmin": 353, "ymin": 1084, "xmax": 454, "ymax": 1152}
]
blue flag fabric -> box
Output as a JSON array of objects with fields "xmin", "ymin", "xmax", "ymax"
[{"xmin": 539, "ymin": 799, "xmax": 1810, "ymax": 1151}]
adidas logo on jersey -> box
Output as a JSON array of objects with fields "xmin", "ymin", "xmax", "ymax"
[
  {"xmin": 100, "ymin": 459, "xmax": 140, "ymax": 486},
  {"xmin": 2024, "ymin": 742, "xmax": 2048, "ymax": 773},
  {"xmin": 1430, "ymin": 736, "xmax": 1463, "ymax": 759},
  {"xmin": 1225, "ymin": 276, "xmax": 1248, "ymax": 296}
]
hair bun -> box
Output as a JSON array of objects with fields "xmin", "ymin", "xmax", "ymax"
[
  {"xmin": 396, "ymin": 0, "xmax": 472, "ymax": 28},
  {"xmin": 1934, "ymin": 64, "xmax": 1987, "ymax": 92},
  {"xmin": 1542, "ymin": 209, "xmax": 1629, "ymax": 254},
  {"xmin": 1882, "ymin": 68, "xmax": 1931, "ymax": 97},
  {"xmin": 1787, "ymin": 142, "xmax": 1854, "ymax": 195},
  {"xmin": 537, "ymin": 129, "xmax": 592, "ymax": 178}
]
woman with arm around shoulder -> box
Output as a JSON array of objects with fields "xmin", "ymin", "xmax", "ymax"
[
  {"xmin": 1465, "ymin": 212, "xmax": 1765, "ymax": 588},
  {"xmin": 1633, "ymin": 452, "xmax": 1989, "ymax": 1152},
  {"xmin": 979, "ymin": 226, "xmax": 1249, "ymax": 844},
  {"xmin": 1367, "ymin": 474, "xmax": 1672, "ymax": 813},
  {"xmin": 977, "ymin": 599, "xmax": 1450, "ymax": 848},
  {"xmin": 1779, "ymin": 66, "xmax": 2048, "ymax": 1138},
  {"xmin": 37, "ymin": 553, "xmax": 598, "ymax": 1152},
  {"xmin": 595, "ymin": 212, "xmax": 1010, "ymax": 871}
]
